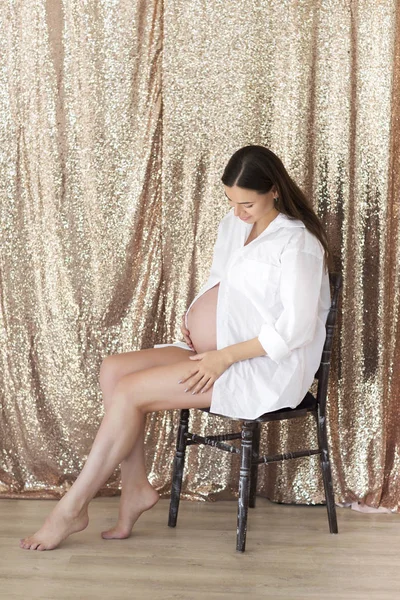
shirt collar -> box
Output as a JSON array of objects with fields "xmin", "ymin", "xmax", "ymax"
[
  {"xmin": 273, "ymin": 212, "xmax": 306, "ymax": 229},
  {"xmin": 235, "ymin": 209, "xmax": 305, "ymax": 234}
]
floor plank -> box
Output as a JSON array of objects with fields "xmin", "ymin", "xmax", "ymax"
[{"xmin": 0, "ymin": 497, "xmax": 399, "ymax": 600}]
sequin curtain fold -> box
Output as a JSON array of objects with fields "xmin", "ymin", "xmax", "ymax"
[{"xmin": 0, "ymin": 0, "xmax": 399, "ymax": 511}]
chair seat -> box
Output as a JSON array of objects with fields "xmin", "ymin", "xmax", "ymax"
[{"xmin": 199, "ymin": 391, "xmax": 317, "ymax": 422}]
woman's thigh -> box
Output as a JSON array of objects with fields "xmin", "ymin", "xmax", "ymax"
[
  {"xmin": 112, "ymin": 358, "xmax": 214, "ymax": 413},
  {"xmin": 99, "ymin": 347, "xmax": 196, "ymax": 398}
]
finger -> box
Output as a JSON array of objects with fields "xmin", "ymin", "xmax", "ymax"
[
  {"xmin": 178, "ymin": 368, "xmax": 199, "ymax": 385},
  {"xmin": 201, "ymin": 378, "xmax": 214, "ymax": 393},
  {"xmin": 184, "ymin": 336, "xmax": 194, "ymax": 350},
  {"xmin": 189, "ymin": 375, "xmax": 206, "ymax": 394},
  {"xmin": 193, "ymin": 376, "xmax": 211, "ymax": 394},
  {"xmin": 183, "ymin": 372, "xmax": 204, "ymax": 392},
  {"xmin": 189, "ymin": 353, "xmax": 203, "ymax": 360}
]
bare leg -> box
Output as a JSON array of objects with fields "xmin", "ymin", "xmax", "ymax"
[
  {"xmin": 19, "ymin": 357, "xmax": 212, "ymax": 550},
  {"xmin": 100, "ymin": 415, "xmax": 160, "ymax": 539},
  {"xmin": 20, "ymin": 396, "xmax": 148, "ymax": 550},
  {"xmin": 99, "ymin": 348, "xmax": 195, "ymax": 539}
]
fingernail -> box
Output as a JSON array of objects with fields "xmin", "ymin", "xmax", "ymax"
[
  {"xmin": 184, "ymin": 389, "xmax": 188, "ymax": 392},
  {"xmin": 178, "ymin": 380, "xmax": 182, "ymax": 384},
  {"xmin": 191, "ymin": 391, "xmax": 196, "ymax": 395}
]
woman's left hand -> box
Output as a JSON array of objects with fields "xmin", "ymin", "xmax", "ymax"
[{"xmin": 178, "ymin": 350, "xmax": 232, "ymax": 394}]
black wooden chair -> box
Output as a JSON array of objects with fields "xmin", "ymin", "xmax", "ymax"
[{"xmin": 168, "ymin": 272, "xmax": 342, "ymax": 552}]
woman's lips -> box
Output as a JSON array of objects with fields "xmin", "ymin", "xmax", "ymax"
[{"xmin": 240, "ymin": 216, "xmax": 250, "ymax": 221}]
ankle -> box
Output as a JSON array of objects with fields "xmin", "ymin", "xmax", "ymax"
[
  {"xmin": 120, "ymin": 485, "xmax": 159, "ymax": 503},
  {"xmin": 121, "ymin": 481, "xmax": 155, "ymax": 494},
  {"xmin": 58, "ymin": 495, "xmax": 88, "ymax": 519}
]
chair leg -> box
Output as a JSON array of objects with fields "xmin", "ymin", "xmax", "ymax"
[
  {"xmin": 317, "ymin": 411, "xmax": 338, "ymax": 534},
  {"xmin": 249, "ymin": 423, "xmax": 260, "ymax": 509},
  {"xmin": 168, "ymin": 409, "xmax": 189, "ymax": 528},
  {"xmin": 236, "ymin": 420, "xmax": 255, "ymax": 552}
]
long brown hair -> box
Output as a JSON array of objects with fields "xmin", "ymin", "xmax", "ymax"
[{"xmin": 221, "ymin": 145, "xmax": 333, "ymax": 273}]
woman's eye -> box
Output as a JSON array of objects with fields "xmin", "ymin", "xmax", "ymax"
[{"xmin": 228, "ymin": 201, "xmax": 253, "ymax": 208}]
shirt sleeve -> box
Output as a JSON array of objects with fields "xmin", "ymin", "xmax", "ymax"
[{"xmin": 257, "ymin": 244, "xmax": 325, "ymax": 364}]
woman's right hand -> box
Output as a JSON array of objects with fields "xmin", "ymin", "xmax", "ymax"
[{"xmin": 181, "ymin": 314, "xmax": 195, "ymax": 351}]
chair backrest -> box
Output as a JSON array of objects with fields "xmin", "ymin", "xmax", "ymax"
[{"xmin": 315, "ymin": 272, "xmax": 343, "ymax": 413}]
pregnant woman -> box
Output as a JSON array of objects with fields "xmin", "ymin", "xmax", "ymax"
[{"xmin": 20, "ymin": 144, "xmax": 332, "ymax": 550}]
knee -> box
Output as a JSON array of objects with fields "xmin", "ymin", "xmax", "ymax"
[
  {"xmin": 110, "ymin": 375, "xmax": 147, "ymax": 415},
  {"xmin": 99, "ymin": 355, "xmax": 114, "ymax": 389}
]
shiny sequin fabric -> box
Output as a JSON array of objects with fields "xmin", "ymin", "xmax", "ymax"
[{"xmin": 0, "ymin": 1, "xmax": 399, "ymax": 510}]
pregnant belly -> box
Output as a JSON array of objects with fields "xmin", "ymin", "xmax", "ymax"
[{"xmin": 186, "ymin": 283, "xmax": 219, "ymax": 354}]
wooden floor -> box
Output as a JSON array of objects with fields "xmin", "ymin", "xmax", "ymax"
[{"xmin": 1, "ymin": 496, "xmax": 399, "ymax": 599}]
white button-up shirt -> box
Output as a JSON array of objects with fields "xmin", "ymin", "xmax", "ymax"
[{"xmin": 155, "ymin": 207, "xmax": 331, "ymax": 420}]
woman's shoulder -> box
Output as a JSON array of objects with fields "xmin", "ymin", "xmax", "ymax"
[{"xmin": 282, "ymin": 225, "xmax": 325, "ymax": 259}]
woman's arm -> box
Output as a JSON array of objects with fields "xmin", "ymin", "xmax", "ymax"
[
  {"xmin": 258, "ymin": 246, "xmax": 325, "ymax": 364},
  {"xmin": 221, "ymin": 337, "xmax": 267, "ymax": 366}
]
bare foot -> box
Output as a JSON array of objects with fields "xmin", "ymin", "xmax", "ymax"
[
  {"xmin": 19, "ymin": 501, "xmax": 89, "ymax": 551},
  {"xmin": 101, "ymin": 485, "xmax": 159, "ymax": 539}
]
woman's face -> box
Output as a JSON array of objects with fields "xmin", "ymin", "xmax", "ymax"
[{"xmin": 223, "ymin": 185, "xmax": 278, "ymax": 224}]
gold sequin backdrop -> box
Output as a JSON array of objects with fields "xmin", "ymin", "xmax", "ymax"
[{"xmin": 0, "ymin": 0, "xmax": 399, "ymax": 510}]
